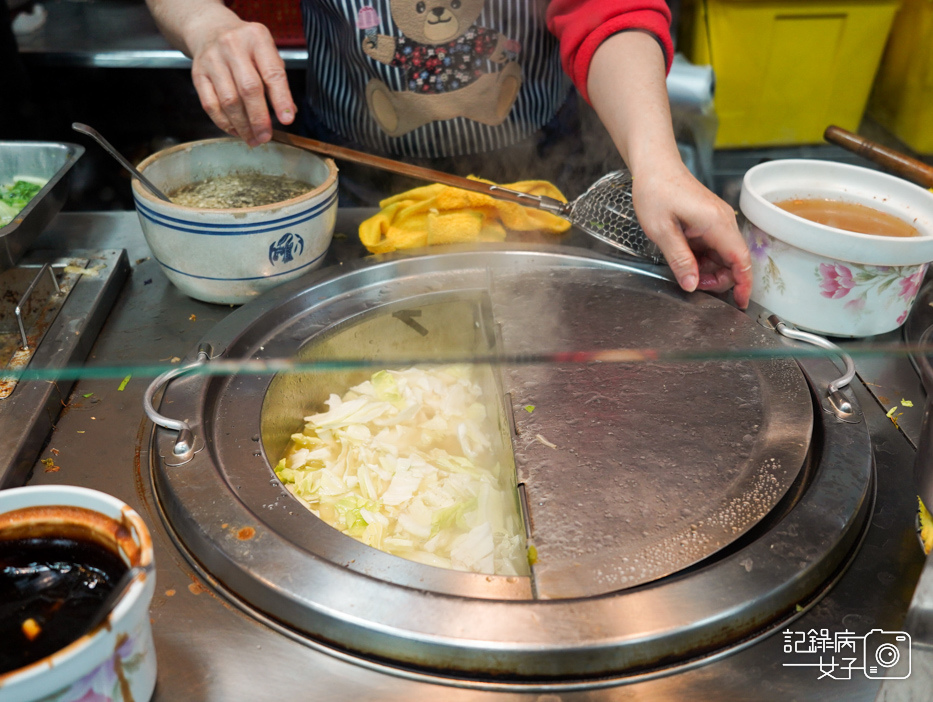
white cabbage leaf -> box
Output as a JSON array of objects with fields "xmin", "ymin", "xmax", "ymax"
[{"xmin": 275, "ymin": 365, "xmax": 528, "ymax": 576}]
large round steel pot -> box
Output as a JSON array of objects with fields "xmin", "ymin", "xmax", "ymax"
[{"xmin": 147, "ymin": 245, "xmax": 873, "ymax": 683}]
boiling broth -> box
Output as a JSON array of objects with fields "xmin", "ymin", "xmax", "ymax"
[
  {"xmin": 775, "ymin": 197, "xmax": 921, "ymax": 238},
  {"xmin": 0, "ymin": 536, "xmax": 127, "ymax": 673}
]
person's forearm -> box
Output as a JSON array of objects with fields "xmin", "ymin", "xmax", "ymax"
[
  {"xmin": 144, "ymin": 0, "xmax": 240, "ymax": 57},
  {"xmin": 586, "ymin": 30, "xmax": 680, "ymax": 178},
  {"xmin": 547, "ymin": 0, "xmax": 673, "ymax": 104},
  {"xmin": 586, "ymin": 30, "xmax": 752, "ymax": 308}
]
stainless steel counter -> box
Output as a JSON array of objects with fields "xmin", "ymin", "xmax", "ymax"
[{"xmin": 20, "ymin": 211, "xmax": 930, "ymax": 700}]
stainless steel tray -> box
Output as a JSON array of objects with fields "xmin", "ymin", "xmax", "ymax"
[{"xmin": 0, "ymin": 141, "xmax": 84, "ymax": 271}]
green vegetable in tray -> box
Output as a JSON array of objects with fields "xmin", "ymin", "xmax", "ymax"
[{"xmin": 0, "ymin": 177, "xmax": 48, "ymax": 228}]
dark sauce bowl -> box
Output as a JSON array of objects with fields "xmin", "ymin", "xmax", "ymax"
[{"xmin": 0, "ymin": 486, "xmax": 156, "ymax": 702}]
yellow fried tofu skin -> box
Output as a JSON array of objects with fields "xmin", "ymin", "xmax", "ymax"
[{"xmin": 358, "ymin": 178, "xmax": 571, "ymax": 254}]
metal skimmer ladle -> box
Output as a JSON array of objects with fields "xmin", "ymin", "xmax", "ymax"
[
  {"xmin": 272, "ymin": 131, "xmax": 664, "ymax": 263},
  {"xmin": 72, "ymin": 122, "xmax": 173, "ymax": 203}
]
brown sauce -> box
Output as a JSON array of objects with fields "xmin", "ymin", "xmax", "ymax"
[
  {"xmin": 775, "ymin": 197, "xmax": 921, "ymax": 238},
  {"xmin": 169, "ymin": 173, "xmax": 313, "ymax": 209},
  {"xmin": 0, "ymin": 536, "xmax": 127, "ymax": 673}
]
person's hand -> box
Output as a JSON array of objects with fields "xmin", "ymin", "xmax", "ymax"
[
  {"xmin": 581, "ymin": 30, "xmax": 752, "ymax": 308},
  {"xmin": 632, "ymin": 162, "xmax": 752, "ymax": 309},
  {"xmin": 187, "ymin": 14, "xmax": 297, "ymax": 146}
]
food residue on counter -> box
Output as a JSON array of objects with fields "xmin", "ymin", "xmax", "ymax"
[
  {"xmin": 535, "ymin": 433, "xmax": 557, "ymax": 449},
  {"xmin": 187, "ymin": 582, "xmax": 208, "ymax": 596},
  {"xmin": 63, "ymin": 263, "xmax": 106, "ymax": 277}
]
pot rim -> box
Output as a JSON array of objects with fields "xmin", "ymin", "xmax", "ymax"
[{"xmin": 917, "ymin": 325, "xmax": 933, "ymax": 394}]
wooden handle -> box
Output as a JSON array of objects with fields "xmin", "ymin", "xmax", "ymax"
[
  {"xmin": 824, "ymin": 125, "xmax": 933, "ymax": 189},
  {"xmin": 271, "ymin": 130, "xmax": 550, "ymax": 209}
]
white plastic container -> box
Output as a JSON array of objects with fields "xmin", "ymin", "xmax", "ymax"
[
  {"xmin": 132, "ymin": 138, "xmax": 338, "ymax": 305},
  {"xmin": 0, "ymin": 486, "xmax": 156, "ymax": 702},
  {"xmin": 739, "ymin": 159, "xmax": 933, "ymax": 337}
]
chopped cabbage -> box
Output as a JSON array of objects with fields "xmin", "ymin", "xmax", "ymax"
[
  {"xmin": 0, "ymin": 177, "xmax": 46, "ymax": 228},
  {"xmin": 276, "ymin": 365, "xmax": 528, "ymax": 576}
]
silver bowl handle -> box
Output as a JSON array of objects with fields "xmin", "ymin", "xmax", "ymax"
[
  {"xmin": 914, "ymin": 325, "xmax": 933, "ymax": 512},
  {"xmin": 144, "ymin": 344, "xmax": 212, "ymax": 462}
]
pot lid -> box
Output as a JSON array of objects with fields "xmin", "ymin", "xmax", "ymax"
[{"xmin": 494, "ymin": 267, "xmax": 812, "ymax": 597}]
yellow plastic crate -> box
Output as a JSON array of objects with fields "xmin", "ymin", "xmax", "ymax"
[
  {"xmin": 682, "ymin": 0, "xmax": 900, "ymax": 148},
  {"xmin": 869, "ymin": 0, "xmax": 933, "ymax": 154}
]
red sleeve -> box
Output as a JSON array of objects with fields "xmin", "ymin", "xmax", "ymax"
[{"xmin": 546, "ymin": 0, "xmax": 674, "ymax": 104}]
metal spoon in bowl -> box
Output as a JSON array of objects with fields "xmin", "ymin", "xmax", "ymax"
[
  {"xmin": 71, "ymin": 122, "xmax": 173, "ymax": 203},
  {"xmin": 78, "ymin": 561, "xmax": 154, "ymax": 640}
]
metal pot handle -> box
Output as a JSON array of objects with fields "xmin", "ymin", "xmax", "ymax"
[
  {"xmin": 143, "ymin": 344, "xmax": 213, "ymax": 463},
  {"xmin": 916, "ymin": 325, "xmax": 933, "ymax": 395},
  {"xmin": 768, "ymin": 316, "xmax": 859, "ymax": 422},
  {"xmin": 914, "ymin": 325, "xmax": 933, "ymax": 511}
]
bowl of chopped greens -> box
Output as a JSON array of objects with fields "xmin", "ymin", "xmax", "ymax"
[{"xmin": 0, "ymin": 141, "xmax": 84, "ymax": 270}]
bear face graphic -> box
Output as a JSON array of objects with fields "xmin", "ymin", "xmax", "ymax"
[
  {"xmin": 359, "ymin": 0, "xmax": 523, "ymax": 137},
  {"xmin": 402, "ymin": 0, "xmax": 486, "ymax": 44}
]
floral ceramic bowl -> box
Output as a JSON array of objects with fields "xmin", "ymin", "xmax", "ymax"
[
  {"xmin": 133, "ymin": 138, "xmax": 338, "ymax": 305},
  {"xmin": 740, "ymin": 159, "xmax": 933, "ymax": 337},
  {"xmin": 0, "ymin": 486, "xmax": 156, "ymax": 702}
]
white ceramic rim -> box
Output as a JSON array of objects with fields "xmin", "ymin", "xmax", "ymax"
[
  {"xmin": 0, "ymin": 485, "xmax": 154, "ymax": 695},
  {"xmin": 740, "ymin": 159, "xmax": 933, "ymax": 266},
  {"xmin": 131, "ymin": 137, "xmax": 339, "ymax": 213}
]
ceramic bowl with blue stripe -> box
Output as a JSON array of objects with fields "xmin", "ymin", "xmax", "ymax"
[{"xmin": 132, "ymin": 138, "xmax": 338, "ymax": 305}]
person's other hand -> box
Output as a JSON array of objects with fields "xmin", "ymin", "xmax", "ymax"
[
  {"xmin": 188, "ymin": 15, "xmax": 296, "ymax": 146},
  {"xmin": 632, "ymin": 163, "xmax": 752, "ymax": 309}
]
